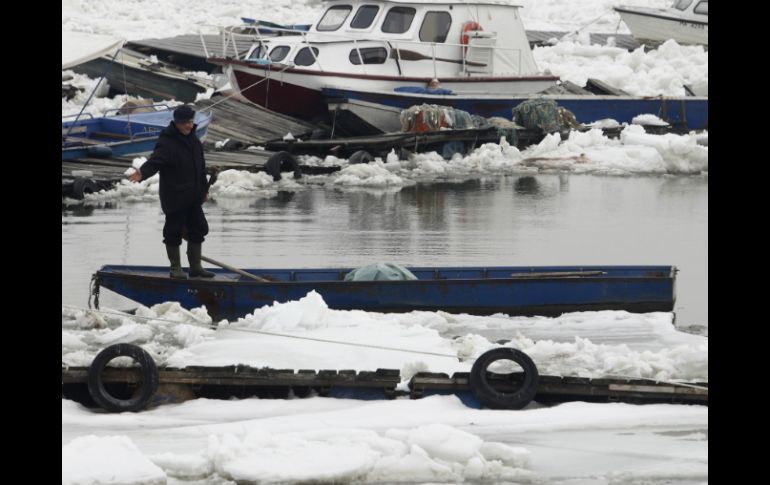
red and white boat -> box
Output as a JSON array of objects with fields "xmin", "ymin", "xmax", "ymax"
[{"xmin": 208, "ymin": 0, "xmax": 559, "ymax": 121}]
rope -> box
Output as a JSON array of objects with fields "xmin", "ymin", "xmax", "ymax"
[
  {"xmin": 120, "ymin": 50, "xmax": 132, "ymax": 138},
  {"xmin": 63, "ymin": 49, "xmax": 123, "ymax": 141},
  {"xmin": 62, "ymin": 304, "xmax": 709, "ymax": 390},
  {"xmin": 64, "ymin": 303, "xmax": 211, "ymax": 326},
  {"xmin": 202, "ymin": 62, "xmax": 295, "ymax": 112},
  {"xmin": 217, "ymin": 326, "xmax": 460, "ymax": 359},
  {"xmin": 61, "ymin": 303, "xmax": 460, "ymax": 359},
  {"xmin": 559, "ymin": 10, "xmax": 614, "ymax": 42}
]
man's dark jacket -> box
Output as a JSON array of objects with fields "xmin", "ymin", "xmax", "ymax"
[{"xmin": 140, "ymin": 122, "xmax": 207, "ymax": 214}]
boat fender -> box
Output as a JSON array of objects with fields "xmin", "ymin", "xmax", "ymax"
[
  {"xmin": 468, "ymin": 347, "xmax": 539, "ymax": 410},
  {"xmin": 87, "ymin": 343, "xmax": 159, "ymax": 413},
  {"xmin": 86, "ymin": 145, "xmax": 113, "ymax": 158},
  {"xmin": 264, "ymin": 151, "xmax": 302, "ymax": 181},
  {"xmin": 348, "ymin": 150, "xmax": 374, "ymax": 164},
  {"xmin": 461, "ymin": 21, "xmax": 483, "ymax": 46},
  {"xmin": 71, "ymin": 177, "xmax": 100, "ymax": 200}
]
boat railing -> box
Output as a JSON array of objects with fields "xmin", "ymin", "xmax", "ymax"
[
  {"xmin": 103, "ymin": 103, "xmax": 174, "ymax": 117},
  {"xmin": 62, "ymin": 112, "xmax": 95, "ymax": 122},
  {"xmin": 210, "ymin": 24, "xmax": 526, "ymax": 77}
]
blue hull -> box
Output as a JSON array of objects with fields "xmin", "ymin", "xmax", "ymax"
[
  {"xmin": 322, "ymin": 87, "xmax": 708, "ymax": 131},
  {"xmin": 62, "ymin": 109, "xmax": 213, "ymax": 161},
  {"xmin": 95, "ymin": 265, "xmax": 676, "ymax": 320}
]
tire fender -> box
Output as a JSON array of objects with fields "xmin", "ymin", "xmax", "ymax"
[
  {"xmin": 87, "ymin": 343, "xmax": 159, "ymax": 412},
  {"xmin": 71, "ymin": 177, "xmax": 100, "ymax": 199},
  {"xmin": 264, "ymin": 151, "xmax": 302, "ymax": 181},
  {"xmin": 348, "ymin": 150, "xmax": 374, "ymax": 164},
  {"xmin": 468, "ymin": 347, "xmax": 539, "ymax": 410}
]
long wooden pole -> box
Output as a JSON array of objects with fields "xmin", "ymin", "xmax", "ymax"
[{"xmin": 200, "ymin": 255, "xmax": 270, "ymax": 282}]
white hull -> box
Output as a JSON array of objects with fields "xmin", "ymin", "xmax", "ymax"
[
  {"xmin": 231, "ymin": 62, "xmax": 557, "ymax": 95},
  {"xmin": 616, "ymin": 8, "xmax": 708, "ymax": 45},
  {"xmin": 329, "ymin": 98, "xmax": 404, "ymax": 133}
]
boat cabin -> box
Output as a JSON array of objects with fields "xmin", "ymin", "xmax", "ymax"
[{"xmin": 241, "ymin": 0, "xmax": 541, "ymax": 78}]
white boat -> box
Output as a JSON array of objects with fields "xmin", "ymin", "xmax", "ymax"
[
  {"xmin": 207, "ymin": 0, "xmax": 559, "ymax": 121},
  {"xmin": 614, "ymin": 0, "xmax": 708, "ymax": 46}
]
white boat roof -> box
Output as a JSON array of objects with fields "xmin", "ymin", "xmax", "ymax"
[
  {"xmin": 62, "ymin": 31, "xmax": 125, "ymax": 70},
  {"xmin": 322, "ymin": 0, "xmax": 524, "ymax": 7}
]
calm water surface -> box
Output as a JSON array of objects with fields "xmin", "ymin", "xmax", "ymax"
[{"xmin": 62, "ymin": 174, "xmax": 707, "ymax": 329}]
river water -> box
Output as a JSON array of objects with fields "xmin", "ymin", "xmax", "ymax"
[{"xmin": 62, "ymin": 173, "xmax": 707, "ymax": 330}]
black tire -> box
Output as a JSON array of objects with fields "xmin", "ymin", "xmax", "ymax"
[
  {"xmin": 71, "ymin": 177, "xmax": 100, "ymax": 199},
  {"xmin": 310, "ymin": 128, "xmax": 330, "ymax": 140},
  {"xmin": 264, "ymin": 151, "xmax": 302, "ymax": 181},
  {"xmin": 349, "ymin": 150, "xmax": 374, "ymax": 164},
  {"xmin": 469, "ymin": 347, "xmax": 539, "ymax": 410},
  {"xmin": 87, "ymin": 343, "xmax": 159, "ymax": 412},
  {"xmin": 222, "ymin": 139, "xmax": 245, "ymax": 151}
]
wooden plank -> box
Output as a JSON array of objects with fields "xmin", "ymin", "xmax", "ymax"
[
  {"xmin": 195, "ymin": 96, "xmax": 315, "ymax": 146},
  {"xmin": 585, "ymin": 78, "xmax": 630, "ymax": 96},
  {"xmin": 507, "ymin": 271, "xmax": 607, "ymax": 279},
  {"xmin": 127, "ymin": 35, "xmax": 252, "ymax": 59}
]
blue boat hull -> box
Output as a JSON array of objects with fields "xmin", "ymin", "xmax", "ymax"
[
  {"xmin": 322, "ymin": 87, "xmax": 708, "ymax": 132},
  {"xmin": 62, "ymin": 109, "xmax": 212, "ymax": 161},
  {"xmin": 95, "ymin": 265, "xmax": 676, "ymax": 320}
]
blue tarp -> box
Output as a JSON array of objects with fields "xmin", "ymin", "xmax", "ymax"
[{"xmin": 394, "ymin": 86, "xmax": 455, "ymax": 95}]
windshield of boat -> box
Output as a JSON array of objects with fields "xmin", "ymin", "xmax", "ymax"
[
  {"xmin": 673, "ymin": 0, "xmax": 693, "ymax": 11},
  {"xmin": 246, "ymin": 43, "xmax": 267, "ymax": 60},
  {"xmin": 317, "ymin": 5, "xmax": 352, "ymax": 31},
  {"xmin": 269, "ymin": 45, "xmax": 291, "ymax": 62},
  {"xmin": 382, "ymin": 6, "xmax": 416, "ymax": 34},
  {"xmin": 693, "ymin": 1, "xmax": 707, "ymax": 14},
  {"xmin": 350, "ymin": 5, "xmax": 380, "ymax": 29}
]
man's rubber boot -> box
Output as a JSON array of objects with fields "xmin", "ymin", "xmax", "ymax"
[
  {"xmin": 166, "ymin": 244, "xmax": 188, "ymax": 279},
  {"xmin": 187, "ymin": 242, "xmax": 215, "ymax": 278}
]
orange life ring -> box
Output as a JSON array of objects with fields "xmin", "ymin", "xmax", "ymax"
[{"xmin": 461, "ymin": 21, "xmax": 482, "ymax": 45}]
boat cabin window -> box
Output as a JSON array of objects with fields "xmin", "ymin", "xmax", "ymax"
[
  {"xmin": 693, "ymin": 1, "xmax": 707, "ymax": 14},
  {"xmin": 419, "ymin": 11, "xmax": 452, "ymax": 43},
  {"xmin": 317, "ymin": 5, "xmax": 352, "ymax": 31},
  {"xmin": 381, "ymin": 7, "xmax": 416, "ymax": 34},
  {"xmin": 673, "ymin": 0, "xmax": 693, "ymax": 10},
  {"xmin": 269, "ymin": 45, "xmax": 291, "ymax": 62},
  {"xmin": 294, "ymin": 46, "xmax": 319, "ymax": 66},
  {"xmin": 350, "ymin": 5, "xmax": 380, "ymax": 29},
  {"xmin": 349, "ymin": 47, "xmax": 388, "ymax": 64},
  {"xmin": 246, "ymin": 44, "xmax": 267, "ymax": 60}
]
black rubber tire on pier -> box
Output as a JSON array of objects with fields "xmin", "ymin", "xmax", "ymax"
[
  {"xmin": 87, "ymin": 343, "xmax": 159, "ymax": 412},
  {"xmin": 264, "ymin": 151, "xmax": 302, "ymax": 181},
  {"xmin": 71, "ymin": 177, "xmax": 99, "ymax": 200},
  {"xmin": 348, "ymin": 150, "xmax": 374, "ymax": 164},
  {"xmin": 469, "ymin": 347, "xmax": 539, "ymax": 410}
]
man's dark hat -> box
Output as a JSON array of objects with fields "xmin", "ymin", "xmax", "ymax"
[{"xmin": 173, "ymin": 105, "xmax": 195, "ymax": 122}]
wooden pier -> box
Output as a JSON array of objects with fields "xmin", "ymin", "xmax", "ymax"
[{"xmin": 61, "ymin": 363, "xmax": 707, "ymax": 411}]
